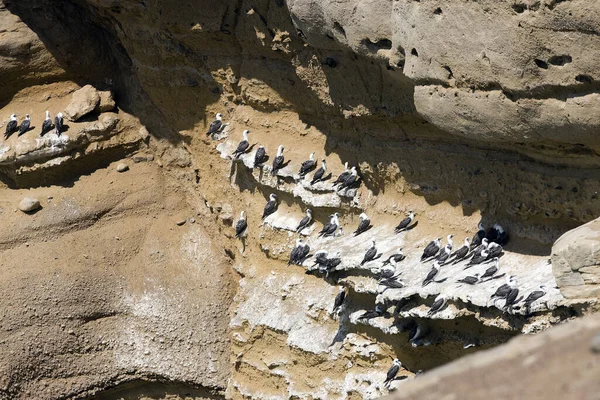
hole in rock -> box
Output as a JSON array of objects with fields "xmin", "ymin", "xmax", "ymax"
[
  {"xmin": 548, "ymin": 55, "xmax": 572, "ymax": 66},
  {"xmin": 534, "ymin": 59, "xmax": 548, "ymax": 69},
  {"xmin": 575, "ymin": 74, "xmax": 593, "ymax": 83},
  {"xmin": 411, "ymin": 48, "xmax": 419, "ymax": 57}
]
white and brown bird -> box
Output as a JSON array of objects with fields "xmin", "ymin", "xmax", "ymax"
[
  {"xmin": 206, "ymin": 113, "xmax": 225, "ymax": 136},
  {"xmin": 18, "ymin": 114, "xmax": 31, "ymax": 136},
  {"xmin": 310, "ymin": 159, "xmax": 327, "ymax": 184},
  {"xmin": 54, "ymin": 112, "xmax": 64, "ymax": 136},
  {"xmin": 40, "ymin": 111, "xmax": 53, "ymax": 136},
  {"xmin": 272, "ymin": 145, "xmax": 285, "ymax": 174},
  {"xmin": 299, "ymin": 152, "xmax": 317, "ymax": 176},
  {"xmin": 353, "ymin": 212, "xmax": 371, "ymax": 236},
  {"xmin": 233, "ymin": 130, "xmax": 250, "ymax": 158},
  {"xmin": 262, "ymin": 194, "xmax": 278, "ymax": 219},
  {"xmin": 394, "ymin": 210, "xmax": 414, "ymax": 233},
  {"xmin": 383, "ymin": 359, "xmax": 402, "ymax": 388},
  {"xmin": 235, "ymin": 211, "xmax": 247, "ymax": 238},
  {"xmin": 4, "ymin": 114, "xmax": 18, "ymax": 139},
  {"xmin": 296, "ymin": 209, "xmax": 312, "ymax": 233}
]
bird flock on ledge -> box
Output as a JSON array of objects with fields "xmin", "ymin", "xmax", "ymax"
[
  {"xmin": 208, "ymin": 113, "xmax": 550, "ymax": 388},
  {"xmin": 4, "ymin": 111, "xmax": 64, "ymax": 140}
]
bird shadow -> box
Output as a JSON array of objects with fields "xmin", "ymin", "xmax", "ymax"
[{"xmin": 353, "ymin": 224, "xmax": 373, "ymax": 236}]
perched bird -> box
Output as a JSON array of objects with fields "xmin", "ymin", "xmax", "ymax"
[
  {"xmin": 272, "ymin": 145, "xmax": 285, "ymax": 174},
  {"xmin": 470, "ymin": 222, "xmax": 486, "ymax": 250},
  {"xmin": 296, "ymin": 209, "xmax": 312, "ymax": 233},
  {"xmin": 310, "ymin": 159, "xmax": 327, "ymax": 184},
  {"xmin": 353, "ymin": 212, "xmax": 372, "ymax": 236},
  {"xmin": 486, "ymin": 242, "xmax": 503, "ymax": 259},
  {"xmin": 358, "ymin": 305, "xmax": 384, "ymax": 320},
  {"xmin": 4, "ymin": 114, "xmax": 18, "ymax": 139},
  {"xmin": 54, "ymin": 112, "xmax": 63, "ymax": 136},
  {"xmin": 40, "ymin": 111, "xmax": 53, "ymax": 136},
  {"xmin": 504, "ymin": 286, "xmax": 520, "ymax": 311},
  {"xmin": 337, "ymin": 166, "xmax": 358, "ymax": 191},
  {"xmin": 288, "ymin": 238, "xmax": 310, "ymax": 266},
  {"xmin": 206, "ymin": 113, "xmax": 224, "ymax": 136},
  {"xmin": 457, "ymin": 274, "xmax": 480, "ymax": 285},
  {"xmin": 383, "ymin": 359, "xmax": 403, "ymax": 388},
  {"xmin": 332, "ymin": 162, "xmax": 350, "ymax": 186},
  {"xmin": 451, "ymin": 237, "xmax": 471, "ymax": 263},
  {"xmin": 322, "ymin": 251, "xmax": 342, "ymax": 276},
  {"xmin": 262, "ymin": 194, "xmax": 278, "ymax": 219},
  {"xmin": 378, "ymin": 275, "xmax": 405, "ymax": 293},
  {"xmin": 360, "ymin": 239, "xmax": 379, "ymax": 266},
  {"xmin": 235, "ymin": 211, "xmax": 247, "ymax": 238},
  {"xmin": 299, "ymin": 152, "xmax": 317, "ymax": 176},
  {"xmin": 312, "ymin": 250, "xmax": 329, "ymax": 268},
  {"xmin": 394, "ymin": 210, "xmax": 414, "ymax": 233},
  {"xmin": 471, "ymin": 238, "xmax": 490, "ymax": 258},
  {"xmin": 522, "ymin": 285, "xmax": 547, "ymax": 313},
  {"xmin": 254, "ymin": 145, "xmax": 267, "ymax": 167},
  {"xmin": 421, "ymin": 237, "xmax": 442, "ymax": 262},
  {"xmin": 493, "ymin": 224, "xmax": 509, "ymax": 246},
  {"xmin": 408, "ymin": 323, "xmax": 425, "ymax": 344},
  {"xmin": 446, "ymin": 234, "xmax": 455, "ymax": 249},
  {"xmin": 382, "ymin": 249, "xmax": 406, "ymax": 267},
  {"xmin": 233, "ymin": 130, "xmax": 250, "ymax": 158},
  {"xmin": 436, "ymin": 244, "xmax": 452, "ymax": 265},
  {"xmin": 467, "ymin": 249, "xmax": 489, "ymax": 266},
  {"xmin": 427, "ymin": 294, "xmax": 447, "ymax": 316},
  {"xmin": 490, "ymin": 276, "xmax": 517, "ymax": 301},
  {"xmin": 332, "ymin": 287, "xmax": 347, "ymax": 315},
  {"xmin": 18, "ymin": 114, "xmax": 31, "ymax": 136},
  {"xmin": 422, "ymin": 262, "xmax": 440, "ymax": 287},
  {"xmin": 318, "ymin": 213, "xmax": 340, "ymax": 238},
  {"xmin": 480, "ymin": 258, "xmax": 499, "ymax": 280}
]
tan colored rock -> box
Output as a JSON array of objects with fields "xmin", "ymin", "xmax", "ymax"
[
  {"xmin": 387, "ymin": 315, "xmax": 600, "ymax": 400},
  {"xmin": 116, "ymin": 163, "xmax": 129, "ymax": 172},
  {"xmin": 64, "ymin": 85, "xmax": 100, "ymax": 121},
  {"xmin": 96, "ymin": 90, "xmax": 116, "ymax": 112},
  {"xmin": 552, "ymin": 217, "xmax": 600, "ymax": 299},
  {"xmin": 18, "ymin": 197, "xmax": 40, "ymax": 213}
]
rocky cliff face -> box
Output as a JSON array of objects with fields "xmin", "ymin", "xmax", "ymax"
[{"xmin": 1, "ymin": 0, "xmax": 599, "ymax": 399}]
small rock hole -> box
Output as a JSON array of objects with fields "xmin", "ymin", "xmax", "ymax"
[
  {"xmin": 411, "ymin": 48, "xmax": 419, "ymax": 57},
  {"xmin": 534, "ymin": 59, "xmax": 548, "ymax": 69},
  {"xmin": 548, "ymin": 55, "xmax": 572, "ymax": 66},
  {"xmin": 575, "ymin": 74, "xmax": 593, "ymax": 83},
  {"xmin": 434, "ymin": 7, "xmax": 442, "ymax": 14}
]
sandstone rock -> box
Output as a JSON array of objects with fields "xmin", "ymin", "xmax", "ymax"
[
  {"xmin": 116, "ymin": 163, "xmax": 129, "ymax": 172},
  {"xmin": 552, "ymin": 217, "xmax": 600, "ymax": 299},
  {"xmin": 96, "ymin": 90, "xmax": 116, "ymax": 112},
  {"xmin": 19, "ymin": 197, "xmax": 40, "ymax": 213},
  {"xmin": 64, "ymin": 85, "xmax": 100, "ymax": 121}
]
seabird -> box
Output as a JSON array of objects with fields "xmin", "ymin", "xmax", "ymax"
[
  {"xmin": 54, "ymin": 112, "xmax": 63, "ymax": 136},
  {"xmin": 486, "ymin": 242, "xmax": 503, "ymax": 259},
  {"xmin": 421, "ymin": 237, "xmax": 442, "ymax": 262},
  {"xmin": 452, "ymin": 237, "xmax": 471, "ymax": 263},
  {"xmin": 358, "ymin": 305, "xmax": 384, "ymax": 320},
  {"xmin": 382, "ymin": 249, "xmax": 406, "ymax": 266},
  {"xmin": 262, "ymin": 194, "xmax": 278, "ymax": 219},
  {"xmin": 408, "ymin": 323, "xmax": 426, "ymax": 345},
  {"xmin": 504, "ymin": 286, "xmax": 520, "ymax": 311},
  {"xmin": 490, "ymin": 276, "xmax": 517, "ymax": 301},
  {"xmin": 299, "ymin": 152, "xmax": 317, "ymax": 176},
  {"xmin": 322, "ymin": 251, "xmax": 342, "ymax": 276},
  {"xmin": 470, "ymin": 222, "xmax": 485, "ymax": 250},
  {"xmin": 422, "ymin": 262, "xmax": 440, "ymax": 287},
  {"xmin": 312, "ymin": 250, "xmax": 329, "ymax": 268},
  {"xmin": 467, "ymin": 249, "xmax": 489, "ymax": 266},
  {"xmin": 254, "ymin": 145, "xmax": 267, "ymax": 167},
  {"xmin": 360, "ymin": 239, "xmax": 379, "ymax": 266},
  {"xmin": 332, "ymin": 162, "xmax": 350, "ymax": 186},
  {"xmin": 427, "ymin": 294, "xmax": 447, "ymax": 316},
  {"xmin": 436, "ymin": 244, "xmax": 452, "ymax": 265},
  {"xmin": 235, "ymin": 211, "xmax": 247, "ymax": 238},
  {"xmin": 18, "ymin": 114, "xmax": 31, "ymax": 136},
  {"xmin": 471, "ymin": 238, "xmax": 490, "ymax": 257},
  {"xmin": 522, "ymin": 285, "xmax": 547, "ymax": 313},
  {"xmin": 493, "ymin": 224, "xmax": 509, "ymax": 245},
  {"xmin": 288, "ymin": 238, "xmax": 309, "ymax": 266},
  {"xmin": 353, "ymin": 213, "xmax": 371, "ymax": 236},
  {"xmin": 394, "ymin": 210, "xmax": 414, "ymax": 233},
  {"xmin": 232, "ymin": 130, "xmax": 250, "ymax": 158},
  {"xmin": 337, "ymin": 166, "xmax": 358, "ymax": 191},
  {"xmin": 318, "ymin": 213, "xmax": 339, "ymax": 238},
  {"xmin": 446, "ymin": 234, "xmax": 455, "ymax": 249},
  {"xmin": 378, "ymin": 276, "xmax": 405, "ymax": 293},
  {"xmin": 310, "ymin": 159, "xmax": 327, "ymax": 184},
  {"xmin": 40, "ymin": 111, "xmax": 53, "ymax": 136},
  {"xmin": 272, "ymin": 145, "xmax": 285, "ymax": 174},
  {"xmin": 383, "ymin": 359, "xmax": 402, "ymax": 388},
  {"xmin": 206, "ymin": 113, "xmax": 224, "ymax": 136},
  {"xmin": 4, "ymin": 114, "xmax": 18, "ymax": 139},
  {"xmin": 457, "ymin": 274, "xmax": 480, "ymax": 285},
  {"xmin": 296, "ymin": 209, "xmax": 312, "ymax": 232},
  {"xmin": 480, "ymin": 257, "xmax": 499, "ymax": 280},
  {"xmin": 332, "ymin": 287, "xmax": 347, "ymax": 315}
]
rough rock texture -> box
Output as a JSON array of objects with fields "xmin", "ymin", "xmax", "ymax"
[
  {"xmin": 552, "ymin": 217, "xmax": 600, "ymax": 299},
  {"xmin": 387, "ymin": 314, "xmax": 600, "ymax": 400},
  {"xmin": 64, "ymin": 84, "xmax": 101, "ymax": 121},
  {"xmin": 0, "ymin": 162, "xmax": 233, "ymax": 400},
  {"xmin": 1, "ymin": 0, "xmax": 600, "ymax": 399},
  {"xmin": 18, "ymin": 197, "xmax": 40, "ymax": 213}
]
